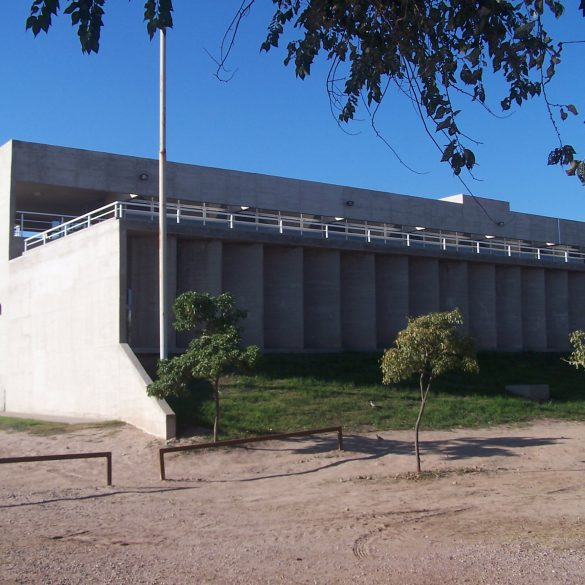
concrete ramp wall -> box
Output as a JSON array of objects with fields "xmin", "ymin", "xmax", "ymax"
[{"xmin": 0, "ymin": 220, "xmax": 175, "ymax": 438}]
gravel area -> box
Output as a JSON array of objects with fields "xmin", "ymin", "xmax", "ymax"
[{"xmin": 1, "ymin": 420, "xmax": 584, "ymax": 584}]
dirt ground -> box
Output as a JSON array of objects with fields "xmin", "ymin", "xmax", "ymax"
[{"xmin": 1, "ymin": 419, "xmax": 584, "ymax": 585}]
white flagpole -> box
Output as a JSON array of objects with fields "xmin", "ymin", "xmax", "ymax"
[{"xmin": 159, "ymin": 28, "xmax": 168, "ymax": 360}]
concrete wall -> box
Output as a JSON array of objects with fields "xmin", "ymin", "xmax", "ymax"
[
  {"xmin": 468, "ymin": 263, "xmax": 497, "ymax": 350},
  {"xmin": 569, "ymin": 273, "xmax": 585, "ymax": 333},
  {"xmin": 341, "ymin": 253, "xmax": 376, "ymax": 350},
  {"xmin": 303, "ymin": 249, "xmax": 341, "ymax": 349},
  {"xmin": 522, "ymin": 268, "xmax": 548, "ymax": 350},
  {"xmin": 222, "ymin": 243, "xmax": 264, "ymax": 347},
  {"xmin": 127, "ymin": 233, "xmax": 583, "ymax": 353},
  {"xmin": 0, "ymin": 220, "xmax": 174, "ymax": 438},
  {"xmin": 495, "ymin": 266, "xmax": 523, "ymax": 350},
  {"xmin": 375, "ymin": 256, "xmax": 409, "ymax": 348},
  {"xmin": 546, "ymin": 270, "xmax": 569, "ymax": 350},
  {"xmin": 264, "ymin": 246, "xmax": 304, "ymax": 349},
  {"xmin": 439, "ymin": 261, "xmax": 469, "ymax": 334}
]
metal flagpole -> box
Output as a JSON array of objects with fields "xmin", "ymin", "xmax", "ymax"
[{"xmin": 159, "ymin": 28, "xmax": 168, "ymax": 360}]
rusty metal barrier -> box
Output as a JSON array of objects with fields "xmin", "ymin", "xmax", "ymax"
[
  {"xmin": 159, "ymin": 426, "xmax": 343, "ymax": 480},
  {"xmin": 0, "ymin": 452, "xmax": 112, "ymax": 486}
]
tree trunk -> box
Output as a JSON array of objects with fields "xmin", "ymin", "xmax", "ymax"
[
  {"xmin": 213, "ymin": 377, "xmax": 220, "ymax": 443},
  {"xmin": 414, "ymin": 374, "xmax": 431, "ymax": 473}
]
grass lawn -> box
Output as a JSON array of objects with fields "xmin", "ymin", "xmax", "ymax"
[
  {"xmin": 166, "ymin": 351, "xmax": 585, "ymax": 439},
  {"xmin": 0, "ymin": 417, "xmax": 123, "ymax": 435}
]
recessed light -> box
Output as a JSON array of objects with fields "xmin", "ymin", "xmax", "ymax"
[{"xmin": 415, "ymin": 226, "xmax": 425, "ymax": 231}]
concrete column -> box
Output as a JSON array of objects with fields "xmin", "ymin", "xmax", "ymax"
[
  {"xmin": 175, "ymin": 239, "xmax": 222, "ymax": 349},
  {"xmin": 409, "ymin": 257, "xmax": 440, "ymax": 317},
  {"xmin": 222, "ymin": 243, "xmax": 264, "ymax": 347},
  {"xmin": 495, "ymin": 265, "xmax": 523, "ymax": 350},
  {"xmin": 522, "ymin": 268, "xmax": 547, "ymax": 350},
  {"xmin": 128, "ymin": 236, "xmax": 158, "ymax": 350},
  {"xmin": 546, "ymin": 270, "xmax": 569, "ymax": 350},
  {"xmin": 303, "ymin": 249, "xmax": 341, "ymax": 349},
  {"xmin": 439, "ymin": 261, "xmax": 469, "ymax": 334},
  {"xmin": 341, "ymin": 252, "xmax": 376, "ymax": 350},
  {"xmin": 376, "ymin": 255, "xmax": 409, "ymax": 348},
  {"xmin": 264, "ymin": 246, "xmax": 303, "ymax": 350},
  {"xmin": 468, "ymin": 263, "xmax": 497, "ymax": 350},
  {"xmin": 569, "ymin": 272, "xmax": 585, "ymax": 333}
]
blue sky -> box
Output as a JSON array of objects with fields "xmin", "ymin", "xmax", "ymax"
[{"xmin": 1, "ymin": 1, "xmax": 584, "ymax": 221}]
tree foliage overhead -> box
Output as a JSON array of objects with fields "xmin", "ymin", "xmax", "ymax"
[
  {"xmin": 380, "ymin": 309, "xmax": 478, "ymax": 472},
  {"xmin": 26, "ymin": 0, "xmax": 584, "ymax": 181},
  {"xmin": 26, "ymin": 0, "xmax": 174, "ymax": 53}
]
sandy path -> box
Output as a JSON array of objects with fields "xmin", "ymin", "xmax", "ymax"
[{"xmin": 1, "ymin": 420, "xmax": 584, "ymax": 584}]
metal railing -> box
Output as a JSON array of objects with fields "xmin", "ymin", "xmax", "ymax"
[
  {"xmin": 14, "ymin": 210, "xmax": 77, "ymax": 237},
  {"xmin": 159, "ymin": 426, "xmax": 344, "ymax": 480},
  {"xmin": 0, "ymin": 451, "xmax": 113, "ymax": 486},
  {"xmin": 21, "ymin": 199, "xmax": 585, "ymax": 264}
]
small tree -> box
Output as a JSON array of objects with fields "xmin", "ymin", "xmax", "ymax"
[
  {"xmin": 566, "ymin": 330, "xmax": 585, "ymax": 370},
  {"xmin": 147, "ymin": 292, "xmax": 260, "ymax": 442},
  {"xmin": 380, "ymin": 309, "xmax": 479, "ymax": 473}
]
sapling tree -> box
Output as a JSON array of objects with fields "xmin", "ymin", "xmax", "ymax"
[
  {"xmin": 147, "ymin": 291, "xmax": 260, "ymax": 442},
  {"xmin": 566, "ymin": 330, "xmax": 585, "ymax": 370},
  {"xmin": 380, "ymin": 309, "xmax": 478, "ymax": 473}
]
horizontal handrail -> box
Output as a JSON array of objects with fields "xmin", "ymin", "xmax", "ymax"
[
  {"xmin": 159, "ymin": 426, "xmax": 344, "ymax": 480},
  {"xmin": 0, "ymin": 451, "xmax": 112, "ymax": 486},
  {"xmin": 21, "ymin": 199, "xmax": 585, "ymax": 265}
]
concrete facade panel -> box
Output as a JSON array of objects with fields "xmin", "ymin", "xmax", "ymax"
[
  {"xmin": 341, "ymin": 253, "xmax": 376, "ymax": 350},
  {"xmin": 569, "ymin": 272, "xmax": 585, "ymax": 333},
  {"xmin": 129, "ymin": 236, "xmax": 158, "ymax": 350},
  {"xmin": 375, "ymin": 255, "xmax": 409, "ymax": 348},
  {"xmin": 495, "ymin": 266, "xmax": 523, "ymax": 350},
  {"xmin": 522, "ymin": 268, "xmax": 547, "ymax": 350},
  {"xmin": 468, "ymin": 263, "xmax": 497, "ymax": 349},
  {"xmin": 439, "ymin": 261, "xmax": 469, "ymax": 334},
  {"xmin": 409, "ymin": 257, "xmax": 439, "ymax": 317},
  {"xmin": 264, "ymin": 246, "xmax": 304, "ymax": 349},
  {"xmin": 175, "ymin": 239, "xmax": 222, "ymax": 349},
  {"xmin": 222, "ymin": 243, "xmax": 264, "ymax": 347},
  {"xmin": 304, "ymin": 249, "xmax": 341, "ymax": 349},
  {"xmin": 546, "ymin": 270, "xmax": 569, "ymax": 350}
]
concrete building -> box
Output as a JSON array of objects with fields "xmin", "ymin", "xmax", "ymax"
[{"xmin": 2, "ymin": 140, "xmax": 584, "ymax": 437}]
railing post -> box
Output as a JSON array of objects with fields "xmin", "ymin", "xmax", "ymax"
[
  {"xmin": 406, "ymin": 233, "xmax": 410, "ymax": 247},
  {"xmin": 537, "ymin": 249, "xmax": 541, "ymax": 260},
  {"xmin": 229, "ymin": 214, "xmax": 234, "ymax": 229},
  {"xmin": 159, "ymin": 450, "xmax": 166, "ymax": 480},
  {"xmin": 279, "ymin": 219, "xmax": 283, "ymax": 234},
  {"xmin": 565, "ymin": 251, "xmax": 569, "ymax": 263},
  {"xmin": 325, "ymin": 224, "xmax": 329, "ymax": 239},
  {"xmin": 106, "ymin": 452, "xmax": 112, "ymax": 486},
  {"xmin": 337, "ymin": 427, "xmax": 344, "ymax": 451}
]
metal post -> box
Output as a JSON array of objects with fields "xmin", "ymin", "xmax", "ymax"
[{"xmin": 159, "ymin": 28, "xmax": 168, "ymax": 361}]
